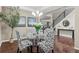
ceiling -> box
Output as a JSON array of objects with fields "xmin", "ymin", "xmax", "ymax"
[
  {"xmin": 25, "ymin": 6, "xmax": 49, "ymax": 11},
  {"xmin": 20, "ymin": 6, "xmax": 65, "ymax": 20},
  {"xmin": 20, "ymin": 6, "xmax": 64, "ymax": 14},
  {"xmin": 19, "ymin": 6, "xmax": 75, "ymax": 20},
  {"xmin": 20, "ymin": 6, "xmax": 50, "ymax": 11}
]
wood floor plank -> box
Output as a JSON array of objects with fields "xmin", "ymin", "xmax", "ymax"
[{"xmin": 0, "ymin": 36, "xmax": 74, "ymax": 53}]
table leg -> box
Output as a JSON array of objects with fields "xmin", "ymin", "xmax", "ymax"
[
  {"xmin": 37, "ymin": 46, "xmax": 39, "ymax": 53},
  {"xmin": 17, "ymin": 47, "xmax": 19, "ymax": 53},
  {"xmin": 30, "ymin": 46, "xmax": 32, "ymax": 53},
  {"xmin": 52, "ymin": 50, "xmax": 54, "ymax": 53}
]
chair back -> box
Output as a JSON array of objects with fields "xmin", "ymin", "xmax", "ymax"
[
  {"xmin": 38, "ymin": 27, "xmax": 55, "ymax": 52},
  {"xmin": 16, "ymin": 31, "xmax": 20, "ymax": 39},
  {"xmin": 16, "ymin": 31, "xmax": 21, "ymax": 45},
  {"xmin": 44, "ymin": 28, "xmax": 55, "ymax": 42}
]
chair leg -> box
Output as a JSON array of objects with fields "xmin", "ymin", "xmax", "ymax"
[
  {"xmin": 27, "ymin": 47, "xmax": 29, "ymax": 53},
  {"xmin": 19, "ymin": 51, "xmax": 22, "ymax": 53},
  {"xmin": 17, "ymin": 48, "xmax": 19, "ymax": 53},
  {"xmin": 17, "ymin": 48, "xmax": 22, "ymax": 53}
]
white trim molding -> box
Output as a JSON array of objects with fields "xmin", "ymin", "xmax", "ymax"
[
  {"xmin": 2, "ymin": 38, "xmax": 17, "ymax": 43},
  {"xmin": 74, "ymin": 47, "xmax": 79, "ymax": 50},
  {"xmin": 0, "ymin": 38, "xmax": 17, "ymax": 47}
]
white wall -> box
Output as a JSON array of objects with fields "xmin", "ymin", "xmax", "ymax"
[
  {"xmin": 74, "ymin": 7, "xmax": 79, "ymax": 49},
  {"xmin": 55, "ymin": 9, "xmax": 75, "ymax": 38}
]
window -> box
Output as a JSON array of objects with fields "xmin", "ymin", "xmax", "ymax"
[
  {"xmin": 17, "ymin": 16, "xmax": 26, "ymax": 27},
  {"xmin": 27, "ymin": 17, "xmax": 36, "ymax": 27}
]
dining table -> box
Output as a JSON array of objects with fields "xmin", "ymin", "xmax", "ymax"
[{"xmin": 20, "ymin": 32, "xmax": 45, "ymax": 52}]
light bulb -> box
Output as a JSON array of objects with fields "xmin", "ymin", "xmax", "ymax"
[
  {"xmin": 36, "ymin": 11, "xmax": 39, "ymax": 14},
  {"xmin": 32, "ymin": 12, "xmax": 36, "ymax": 16},
  {"xmin": 39, "ymin": 12, "xmax": 43, "ymax": 16}
]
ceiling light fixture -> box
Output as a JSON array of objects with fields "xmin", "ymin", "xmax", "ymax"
[
  {"xmin": 32, "ymin": 11, "xmax": 43, "ymax": 17},
  {"xmin": 32, "ymin": 12, "xmax": 36, "ymax": 16},
  {"xmin": 36, "ymin": 11, "xmax": 39, "ymax": 14},
  {"xmin": 39, "ymin": 12, "xmax": 43, "ymax": 16}
]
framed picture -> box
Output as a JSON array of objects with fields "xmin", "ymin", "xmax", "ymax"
[
  {"xmin": 17, "ymin": 16, "xmax": 26, "ymax": 27},
  {"xmin": 27, "ymin": 17, "xmax": 36, "ymax": 27}
]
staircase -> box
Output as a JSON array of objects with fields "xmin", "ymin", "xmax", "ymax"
[{"xmin": 53, "ymin": 7, "xmax": 74, "ymax": 27}]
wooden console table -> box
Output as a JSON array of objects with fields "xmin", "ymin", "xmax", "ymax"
[{"xmin": 57, "ymin": 29, "xmax": 74, "ymax": 39}]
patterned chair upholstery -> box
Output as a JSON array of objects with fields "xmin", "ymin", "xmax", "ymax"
[
  {"xmin": 38, "ymin": 28, "xmax": 55, "ymax": 53},
  {"xmin": 16, "ymin": 31, "xmax": 33, "ymax": 53}
]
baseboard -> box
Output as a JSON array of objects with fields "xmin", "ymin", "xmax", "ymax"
[
  {"xmin": 1, "ymin": 38, "xmax": 17, "ymax": 43},
  {"xmin": 74, "ymin": 47, "xmax": 79, "ymax": 50},
  {"xmin": 0, "ymin": 39, "xmax": 16, "ymax": 47},
  {"xmin": 2, "ymin": 39, "xmax": 10, "ymax": 43}
]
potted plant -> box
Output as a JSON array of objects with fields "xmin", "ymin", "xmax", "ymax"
[
  {"xmin": 0, "ymin": 7, "xmax": 20, "ymax": 43},
  {"xmin": 34, "ymin": 22, "xmax": 42, "ymax": 34}
]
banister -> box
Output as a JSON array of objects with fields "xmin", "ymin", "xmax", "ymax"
[{"xmin": 53, "ymin": 8, "xmax": 74, "ymax": 27}]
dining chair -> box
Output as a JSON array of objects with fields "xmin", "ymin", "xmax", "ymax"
[
  {"xmin": 16, "ymin": 31, "xmax": 33, "ymax": 53},
  {"xmin": 37, "ymin": 28, "xmax": 55, "ymax": 53},
  {"xmin": 37, "ymin": 30, "xmax": 45, "ymax": 40}
]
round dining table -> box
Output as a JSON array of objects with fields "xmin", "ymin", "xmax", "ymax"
[{"xmin": 20, "ymin": 32, "xmax": 45, "ymax": 53}]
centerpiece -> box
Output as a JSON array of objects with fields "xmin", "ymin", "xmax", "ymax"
[
  {"xmin": 32, "ymin": 11, "xmax": 43, "ymax": 46},
  {"xmin": 34, "ymin": 23, "xmax": 42, "ymax": 34}
]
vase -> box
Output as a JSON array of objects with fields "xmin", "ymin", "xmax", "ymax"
[{"xmin": 34, "ymin": 23, "xmax": 42, "ymax": 34}]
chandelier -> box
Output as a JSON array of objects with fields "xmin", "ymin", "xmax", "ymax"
[
  {"xmin": 32, "ymin": 11, "xmax": 43, "ymax": 17},
  {"xmin": 32, "ymin": 11, "xmax": 43, "ymax": 22}
]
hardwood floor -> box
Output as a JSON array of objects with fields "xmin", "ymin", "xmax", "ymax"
[
  {"xmin": 0, "ymin": 41, "xmax": 44, "ymax": 53},
  {"xmin": 0, "ymin": 36, "xmax": 75, "ymax": 53},
  {"xmin": 54, "ymin": 36, "xmax": 75, "ymax": 53},
  {"xmin": 0, "ymin": 41, "xmax": 17, "ymax": 53}
]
